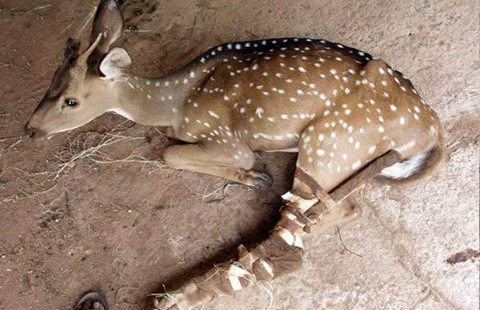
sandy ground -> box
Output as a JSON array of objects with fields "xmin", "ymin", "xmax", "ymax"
[{"xmin": 0, "ymin": 0, "xmax": 479, "ymax": 309}]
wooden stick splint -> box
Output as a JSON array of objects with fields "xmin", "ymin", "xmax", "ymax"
[{"xmin": 295, "ymin": 150, "xmax": 402, "ymax": 209}]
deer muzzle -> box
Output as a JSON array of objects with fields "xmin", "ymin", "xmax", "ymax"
[{"xmin": 24, "ymin": 123, "xmax": 47, "ymax": 139}]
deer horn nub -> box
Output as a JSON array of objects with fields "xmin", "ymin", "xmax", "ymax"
[
  {"xmin": 71, "ymin": 33, "xmax": 103, "ymax": 78},
  {"xmin": 64, "ymin": 38, "xmax": 81, "ymax": 63}
]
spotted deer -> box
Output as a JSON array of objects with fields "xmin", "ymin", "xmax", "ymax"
[{"xmin": 25, "ymin": 1, "xmax": 446, "ymax": 309}]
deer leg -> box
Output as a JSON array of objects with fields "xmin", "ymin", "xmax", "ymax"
[
  {"xmin": 292, "ymin": 150, "xmax": 401, "ymax": 236},
  {"xmin": 297, "ymin": 195, "xmax": 362, "ymax": 235},
  {"xmin": 154, "ymin": 224, "xmax": 305, "ymax": 310},
  {"xmin": 154, "ymin": 135, "xmax": 401, "ymax": 310},
  {"xmin": 153, "ymin": 196, "xmax": 360, "ymax": 310},
  {"xmin": 152, "ymin": 188, "xmax": 357, "ymax": 310},
  {"xmin": 74, "ymin": 292, "xmax": 109, "ymax": 310},
  {"xmin": 163, "ymin": 142, "xmax": 273, "ymax": 188}
]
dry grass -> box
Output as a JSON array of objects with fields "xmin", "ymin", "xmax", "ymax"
[
  {"xmin": 51, "ymin": 133, "xmax": 166, "ymax": 180},
  {"xmin": 181, "ymin": 179, "xmax": 227, "ymax": 202},
  {"xmin": 0, "ymin": 4, "xmax": 51, "ymax": 16}
]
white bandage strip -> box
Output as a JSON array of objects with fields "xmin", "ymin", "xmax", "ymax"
[
  {"xmin": 278, "ymin": 202, "xmax": 308, "ymax": 248},
  {"xmin": 227, "ymin": 265, "xmax": 250, "ymax": 291},
  {"xmin": 239, "ymin": 252, "xmax": 257, "ymax": 271},
  {"xmin": 258, "ymin": 259, "xmax": 274, "ymax": 277},
  {"xmin": 277, "ymin": 228, "xmax": 295, "ymax": 246},
  {"xmin": 284, "ymin": 211, "xmax": 297, "ymax": 220},
  {"xmin": 281, "ymin": 191, "xmax": 318, "ymax": 212},
  {"xmin": 293, "ymin": 236, "xmax": 304, "ymax": 248}
]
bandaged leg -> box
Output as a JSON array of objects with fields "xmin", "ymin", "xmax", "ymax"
[
  {"xmin": 153, "ymin": 195, "xmax": 345, "ymax": 310},
  {"xmin": 153, "ymin": 151, "xmax": 401, "ymax": 310}
]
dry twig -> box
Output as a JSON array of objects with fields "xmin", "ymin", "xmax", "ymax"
[
  {"xmin": 52, "ymin": 133, "xmax": 164, "ymax": 180},
  {"xmin": 0, "ymin": 4, "xmax": 51, "ymax": 16},
  {"xmin": 335, "ymin": 226, "xmax": 363, "ymax": 258}
]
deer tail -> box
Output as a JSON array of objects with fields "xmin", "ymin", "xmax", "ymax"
[{"xmin": 376, "ymin": 132, "xmax": 447, "ymax": 186}]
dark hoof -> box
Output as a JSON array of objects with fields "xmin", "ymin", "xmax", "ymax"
[
  {"xmin": 250, "ymin": 172, "xmax": 273, "ymax": 188},
  {"xmin": 74, "ymin": 292, "xmax": 109, "ymax": 310}
]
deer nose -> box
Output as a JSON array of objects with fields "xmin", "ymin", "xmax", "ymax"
[{"xmin": 24, "ymin": 125, "xmax": 36, "ymax": 138}]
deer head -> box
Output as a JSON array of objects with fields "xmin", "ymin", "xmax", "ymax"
[{"xmin": 25, "ymin": 0, "xmax": 132, "ymax": 138}]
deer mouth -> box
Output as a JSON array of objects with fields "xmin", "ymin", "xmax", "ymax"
[{"xmin": 24, "ymin": 125, "xmax": 49, "ymax": 140}]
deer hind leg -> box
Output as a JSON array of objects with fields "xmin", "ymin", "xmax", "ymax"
[
  {"xmin": 296, "ymin": 194, "xmax": 362, "ymax": 235},
  {"xmin": 163, "ymin": 141, "xmax": 273, "ymax": 188},
  {"xmin": 153, "ymin": 176, "xmax": 361, "ymax": 309},
  {"xmin": 316, "ymin": 196, "xmax": 362, "ymax": 232},
  {"xmin": 154, "ymin": 129, "xmax": 401, "ymax": 309},
  {"xmin": 153, "ymin": 183, "xmax": 359, "ymax": 310}
]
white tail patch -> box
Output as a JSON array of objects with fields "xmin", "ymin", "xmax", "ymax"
[{"xmin": 380, "ymin": 151, "xmax": 429, "ymax": 179}]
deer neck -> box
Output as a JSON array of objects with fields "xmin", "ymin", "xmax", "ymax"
[{"xmin": 109, "ymin": 69, "xmax": 198, "ymax": 127}]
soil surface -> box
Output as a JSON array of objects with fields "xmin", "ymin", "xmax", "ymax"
[{"xmin": 0, "ymin": 0, "xmax": 478, "ymax": 309}]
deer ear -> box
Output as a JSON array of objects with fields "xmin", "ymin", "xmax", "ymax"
[
  {"xmin": 99, "ymin": 47, "xmax": 132, "ymax": 81},
  {"xmin": 91, "ymin": 0, "xmax": 124, "ymax": 57}
]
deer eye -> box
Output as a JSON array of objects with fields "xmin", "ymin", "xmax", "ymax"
[{"xmin": 64, "ymin": 98, "xmax": 78, "ymax": 107}]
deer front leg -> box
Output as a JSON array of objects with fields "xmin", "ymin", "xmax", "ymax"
[{"xmin": 163, "ymin": 142, "xmax": 273, "ymax": 188}]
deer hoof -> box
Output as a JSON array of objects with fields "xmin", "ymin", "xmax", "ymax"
[
  {"xmin": 74, "ymin": 292, "xmax": 109, "ymax": 310},
  {"xmin": 248, "ymin": 171, "xmax": 273, "ymax": 188},
  {"xmin": 236, "ymin": 170, "xmax": 273, "ymax": 188},
  {"xmin": 153, "ymin": 295, "xmax": 185, "ymax": 310}
]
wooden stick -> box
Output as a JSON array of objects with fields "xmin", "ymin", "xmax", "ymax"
[
  {"xmin": 295, "ymin": 168, "xmax": 337, "ymax": 209},
  {"xmin": 297, "ymin": 150, "xmax": 401, "ymax": 219},
  {"xmin": 330, "ymin": 150, "xmax": 401, "ymax": 201}
]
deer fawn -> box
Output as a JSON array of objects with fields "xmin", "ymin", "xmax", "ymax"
[{"xmin": 26, "ymin": 1, "xmax": 446, "ymax": 309}]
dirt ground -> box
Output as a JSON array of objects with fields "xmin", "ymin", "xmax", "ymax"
[{"xmin": 0, "ymin": 0, "xmax": 479, "ymax": 309}]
